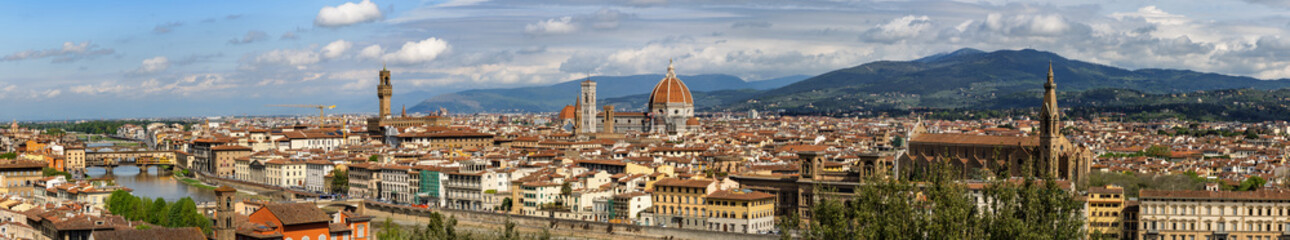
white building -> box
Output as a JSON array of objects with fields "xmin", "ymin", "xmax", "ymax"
[{"xmin": 305, "ymin": 159, "xmax": 336, "ymax": 193}]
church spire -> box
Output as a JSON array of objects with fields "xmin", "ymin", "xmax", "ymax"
[{"xmin": 1046, "ymin": 62, "xmax": 1054, "ymax": 87}]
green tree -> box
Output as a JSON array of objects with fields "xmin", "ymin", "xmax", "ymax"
[
  {"xmin": 45, "ymin": 128, "xmax": 66, "ymax": 136},
  {"xmin": 377, "ymin": 217, "xmax": 404, "ymax": 240},
  {"xmin": 1144, "ymin": 145, "xmax": 1171, "ymax": 158},
  {"xmin": 42, "ymin": 167, "xmax": 73, "ymax": 179},
  {"xmin": 1239, "ymin": 176, "xmax": 1267, "ymax": 191},
  {"xmin": 369, "ymin": 155, "xmax": 381, "ymax": 162},
  {"xmin": 776, "ymin": 211, "xmax": 801, "ymax": 240},
  {"xmin": 330, "ymin": 169, "xmax": 349, "ymax": 194},
  {"xmin": 133, "ymin": 197, "xmax": 153, "ymax": 221},
  {"xmin": 500, "ymin": 197, "xmax": 513, "ymax": 212},
  {"xmin": 167, "ymin": 197, "xmax": 198, "ymax": 227},
  {"xmin": 891, "ymin": 136, "xmax": 904, "ymax": 148},
  {"xmin": 557, "ymin": 181, "xmax": 572, "ymax": 206},
  {"xmin": 539, "ymin": 228, "xmax": 552, "ymax": 240},
  {"xmin": 148, "ymin": 198, "xmax": 170, "ymax": 225},
  {"xmin": 0, "ymin": 152, "xmax": 16, "ymax": 159},
  {"xmin": 499, "ymin": 218, "xmax": 518, "ymax": 240}
]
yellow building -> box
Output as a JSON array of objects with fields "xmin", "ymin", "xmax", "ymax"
[
  {"xmin": 1087, "ymin": 185, "xmax": 1127, "ymax": 239},
  {"xmin": 651, "ymin": 178, "xmax": 715, "ymax": 230},
  {"xmin": 0, "ymin": 160, "xmax": 46, "ymax": 198},
  {"xmin": 705, "ymin": 190, "xmax": 776, "ymax": 234}
]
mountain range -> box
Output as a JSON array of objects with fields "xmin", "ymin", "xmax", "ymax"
[
  {"xmin": 410, "ymin": 48, "xmax": 1290, "ymax": 116},
  {"xmin": 408, "ymin": 74, "xmax": 807, "ymax": 113}
]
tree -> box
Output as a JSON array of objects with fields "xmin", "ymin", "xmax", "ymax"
[
  {"xmin": 133, "ymin": 197, "xmax": 153, "ymax": 221},
  {"xmin": 377, "ymin": 217, "xmax": 404, "ymax": 240},
  {"xmin": 499, "ymin": 218, "xmax": 518, "ymax": 240},
  {"xmin": 168, "ymin": 197, "xmax": 198, "ymax": 228},
  {"xmin": 777, "ymin": 211, "xmax": 801, "ymax": 240},
  {"xmin": 801, "ymin": 161, "xmax": 1086, "ymax": 239},
  {"xmin": 330, "ymin": 169, "xmax": 349, "ymax": 194},
  {"xmin": 0, "ymin": 152, "xmax": 15, "ymax": 159},
  {"xmin": 45, "ymin": 128, "xmax": 65, "ymax": 136},
  {"xmin": 148, "ymin": 198, "xmax": 170, "ymax": 225},
  {"xmin": 42, "ymin": 167, "xmax": 73, "ymax": 179},
  {"xmin": 891, "ymin": 136, "xmax": 904, "ymax": 148},
  {"xmin": 1144, "ymin": 145, "xmax": 1171, "ymax": 158},
  {"xmin": 369, "ymin": 155, "xmax": 381, "ymax": 162},
  {"xmin": 500, "ymin": 197, "xmax": 513, "ymax": 212},
  {"xmin": 558, "ymin": 181, "xmax": 572, "ymax": 206},
  {"xmin": 539, "ymin": 228, "xmax": 552, "ymax": 240},
  {"xmin": 1239, "ymin": 176, "xmax": 1267, "ymax": 191}
]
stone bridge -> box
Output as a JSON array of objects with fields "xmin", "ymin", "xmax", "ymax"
[{"xmin": 85, "ymin": 147, "xmax": 175, "ymax": 172}]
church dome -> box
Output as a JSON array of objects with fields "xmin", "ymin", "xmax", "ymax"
[
  {"xmin": 648, "ymin": 60, "xmax": 693, "ymax": 105},
  {"xmin": 558, "ymin": 105, "xmax": 576, "ymax": 120}
]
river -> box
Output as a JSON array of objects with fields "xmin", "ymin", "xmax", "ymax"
[{"xmin": 85, "ymin": 166, "xmax": 215, "ymax": 202}]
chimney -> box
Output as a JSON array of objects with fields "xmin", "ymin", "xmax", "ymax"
[{"xmin": 603, "ymin": 105, "xmax": 615, "ymax": 134}]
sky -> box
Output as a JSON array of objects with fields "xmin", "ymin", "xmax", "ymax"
[{"xmin": 3, "ymin": 0, "xmax": 1290, "ymax": 120}]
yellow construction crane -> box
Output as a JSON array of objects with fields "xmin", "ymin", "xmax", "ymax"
[{"xmin": 268, "ymin": 104, "xmax": 336, "ymax": 128}]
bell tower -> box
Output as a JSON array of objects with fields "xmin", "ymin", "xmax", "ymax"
[
  {"xmin": 214, "ymin": 185, "xmax": 237, "ymax": 240},
  {"xmin": 1039, "ymin": 63, "xmax": 1061, "ymax": 177},
  {"xmin": 579, "ymin": 78, "xmax": 598, "ymax": 134},
  {"xmin": 378, "ymin": 65, "xmax": 393, "ymax": 118}
]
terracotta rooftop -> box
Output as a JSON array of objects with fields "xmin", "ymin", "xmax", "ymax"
[
  {"xmin": 1140, "ymin": 190, "xmax": 1290, "ymax": 201},
  {"xmin": 91, "ymin": 227, "xmax": 207, "ymax": 240},
  {"xmin": 262, "ymin": 203, "xmax": 331, "ymax": 225},
  {"xmin": 706, "ymin": 190, "xmax": 775, "ymax": 201},
  {"xmin": 911, "ymin": 133, "xmax": 1038, "ymax": 146},
  {"xmin": 654, "ymin": 178, "xmax": 714, "ymax": 189}
]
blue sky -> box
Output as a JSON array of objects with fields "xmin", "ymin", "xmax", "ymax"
[{"xmin": 3, "ymin": 0, "xmax": 1290, "ymax": 120}]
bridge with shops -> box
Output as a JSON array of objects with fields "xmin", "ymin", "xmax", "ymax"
[{"xmin": 85, "ymin": 146, "xmax": 176, "ymax": 172}]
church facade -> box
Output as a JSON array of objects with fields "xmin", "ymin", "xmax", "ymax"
[{"xmin": 898, "ymin": 65, "xmax": 1092, "ymax": 185}]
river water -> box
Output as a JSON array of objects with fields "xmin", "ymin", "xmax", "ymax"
[{"xmin": 85, "ymin": 166, "xmax": 215, "ymax": 202}]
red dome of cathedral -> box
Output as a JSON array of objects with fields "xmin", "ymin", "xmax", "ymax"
[
  {"xmin": 558, "ymin": 105, "xmax": 576, "ymax": 120},
  {"xmin": 648, "ymin": 60, "xmax": 693, "ymax": 105}
]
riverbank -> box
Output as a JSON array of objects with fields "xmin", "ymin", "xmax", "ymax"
[{"xmin": 177, "ymin": 177, "xmax": 216, "ymax": 190}]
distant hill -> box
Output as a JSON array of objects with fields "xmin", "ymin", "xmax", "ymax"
[
  {"xmin": 725, "ymin": 48, "xmax": 1290, "ymax": 112},
  {"xmin": 409, "ymin": 74, "xmax": 807, "ymax": 113}
]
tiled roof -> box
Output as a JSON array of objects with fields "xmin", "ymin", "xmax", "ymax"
[
  {"xmin": 91, "ymin": 227, "xmax": 207, "ymax": 240},
  {"xmin": 1140, "ymin": 190, "xmax": 1290, "ymax": 201},
  {"xmin": 654, "ymin": 178, "xmax": 713, "ymax": 188},
  {"xmin": 911, "ymin": 133, "xmax": 1039, "ymax": 146},
  {"xmin": 706, "ymin": 190, "xmax": 774, "ymax": 201},
  {"xmin": 263, "ymin": 203, "xmax": 331, "ymax": 225}
]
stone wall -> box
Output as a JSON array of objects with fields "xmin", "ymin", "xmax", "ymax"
[{"xmin": 364, "ymin": 200, "xmax": 778, "ymax": 240}]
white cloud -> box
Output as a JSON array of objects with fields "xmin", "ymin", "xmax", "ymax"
[
  {"xmin": 1, "ymin": 41, "xmax": 114, "ymax": 63},
  {"xmin": 134, "ymin": 56, "xmax": 170, "ymax": 74},
  {"xmin": 862, "ymin": 15, "xmax": 933, "ymax": 43},
  {"xmin": 70, "ymin": 81, "xmax": 130, "ymax": 95},
  {"xmin": 40, "ymin": 89, "xmax": 61, "ymax": 98},
  {"xmin": 249, "ymin": 49, "xmax": 321, "ymax": 70},
  {"xmin": 359, "ymin": 45, "xmax": 384, "ymax": 59},
  {"xmin": 315, "ymin": 0, "xmax": 383, "ymax": 28},
  {"xmin": 525, "ymin": 17, "xmax": 578, "ymax": 35},
  {"xmin": 228, "ymin": 31, "xmax": 268, "ymax": 45},
  {"xmin": 383, "ymin": 38, "xmax": 451, "ymax": 64},
  {"xmin": 321, "ymin": 40, "xmax": 353, "ymax": 59}
]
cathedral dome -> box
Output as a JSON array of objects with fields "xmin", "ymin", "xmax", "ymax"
[
  {"xmin": 558, "ymin": 105, "xmax": 576, "ymax": 120},
  {"xmin": 648, "ymin": 60, "xmax": 693, "ymax": 105}
]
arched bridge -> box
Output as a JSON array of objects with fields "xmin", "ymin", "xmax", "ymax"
[{"xmin": 86, "ymin": 146, "xmax": 176, "ymax": 171}]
